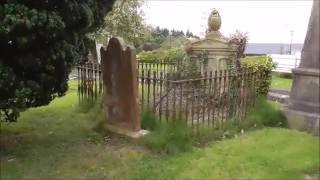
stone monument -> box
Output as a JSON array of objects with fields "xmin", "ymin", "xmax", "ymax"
[
  {"xmin": 186, "ymin": 9, "xmax": 237, "ymax": 72},
  {"xmin": 283, "ymin": 0, "xmax": 319, "ymax": 135},
  {"xmin": 101, "ymin": 37, "xmax": 148, "ymax": 138}
]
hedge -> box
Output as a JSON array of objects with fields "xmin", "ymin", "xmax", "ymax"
[
  {"xmin": 241, "ymin": 56, "xmax": 277, "ymax": 96},
  {"xmin": 137, "ymin": 48, "xmax": 185, "ymax": 63}
]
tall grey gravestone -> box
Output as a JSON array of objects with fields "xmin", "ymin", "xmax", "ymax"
[{"xmin": 283, "ymin": 0, "xmax": 319, "ymax": 135}]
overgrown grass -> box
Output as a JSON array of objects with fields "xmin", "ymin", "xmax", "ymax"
[
  {"xmin": 135, "ymin": 128, "xmax": 319, "ymax": 180},
  {"xmin": 245, "ymin": 97, "xmax": 287, "ymax": 128},
  {"xmin": 141, "ymin": 111, "xmax": 193, "ymax": 154},
  {"xmin": 273, "ymin": 72, "xmax": 294, "ymax": 79},
  {"xmin": 141, "ymin": 111, "xmax": 158, "ymax": 131},
  {"xmin": 141, "ymin": 97, "xmax": 288, "ymax": 153},
  {"xmin": 1, "ymin": 81, "xmax": 318, "ymax": 179}
]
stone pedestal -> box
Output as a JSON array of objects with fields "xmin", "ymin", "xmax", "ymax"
[
  {"xmin": 282, "ymin": 0, "xmax": 320, "ymax": 135},
  {"xmin": 282, "ymin": 106, "xmax": 319, "ymax": 135}
]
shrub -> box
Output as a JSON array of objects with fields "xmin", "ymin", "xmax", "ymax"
[
  {"xmin": 163, "ymin": 48, "xmax": 185, "ymax": 62},
  {"xmin": 241, "ymin": 56, "xmax": 277, "ymax": 96},
  {"xmin": 137, "ymin": 48, "xmax": 185, "ymax": 63},
  {"xmin": 137, "ymin": 50, "xmax": 162, "ymax": 61},
  {"xmin": 142, "ymin": 42, "xmax": 160, "ymax": 52}
]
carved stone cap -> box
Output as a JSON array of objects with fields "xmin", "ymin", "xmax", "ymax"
[{"xmin": 208, "ymin": 9, "xmax": 221, "ymax": 32}]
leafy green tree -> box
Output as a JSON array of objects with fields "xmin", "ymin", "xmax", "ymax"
[
  {"xmin": 185, "ymin": 29, "xmax": 199, "ymax": 39},
  {"xmin": 0, "ymin": 0, "xmax": 115, "ymax": 122},
  {"xmin": 186, "ymin": 30, "xmax": 193, "ymax": 38},
  {"xmin": 149, "ymin": 26, "xmax": 168, "ymax": 44},
  {"xmin": 170, "ymin": 29, "xmax": 184, "ymax": 37},
  {"xmin": 148, "ymin": 27, "xmax": 199, "ymax": 46},
  {"xmin": 160, "ymin": 36, "xmax": 189, "ymax": 50},
  {"xmin": 93, "ymin": 0, "xmax": 147, "ymax": 47}
]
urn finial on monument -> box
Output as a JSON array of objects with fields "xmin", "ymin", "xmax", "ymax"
[
  {"xmin": 208, "ymin": 9, "xmax": 221, "ymax": 32},
  {"xmin": 186, "ymin": 9, "xmax": 237, "ymax": 72}
]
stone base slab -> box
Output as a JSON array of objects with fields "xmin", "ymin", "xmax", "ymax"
[
  {"xmin": 282, "ymin": 106, "xmax": 319, "ymax": 136},
  {"xmin": 105, "ymin": 124, "xmax": 149, "ymax": 139},
  {"xmin": 289, "ymin": 68, "xmax": 319, "ymax": 114},
  {"xmin": 268, "ymin": 92, "xmax": 289, "ymax": 104}
]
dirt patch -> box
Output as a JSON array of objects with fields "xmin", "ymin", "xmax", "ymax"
[
  {"xmin": 0, "ymin": 132, "xmax": 31, "ymax": 165},
  {"xmin": 303, "ymin": 174, "xmax": 320, "ymax": 180},
  {"xmin": 0, "ymin": 132, "xmax": 32, "ymax": 152},
  {"xmin": 103, "ymin": 131, "xmax": 150, "ymax": 154}
]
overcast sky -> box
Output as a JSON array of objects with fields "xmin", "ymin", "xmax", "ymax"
[{"xmin": 142, "ymin": 0, "xmax": 313, "ymax": 43}]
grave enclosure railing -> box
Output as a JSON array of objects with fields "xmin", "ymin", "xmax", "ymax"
[
  {"xmin": 137, "ymin": 60, "xmax": 179, "ymax": 75},
  {"xmin": 77, "ymin": 62, "xmax": 102, "ymax": 101},
  {"xmin": 78, "ymin": 61, "xmax": 258, "ymax": 134}
]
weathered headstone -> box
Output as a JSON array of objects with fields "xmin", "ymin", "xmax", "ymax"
[
  {"xmin": 101, "ymin": 37, "xmax": 147, "ymax": 137},
  {"xmin": 283, "ymin": 0, "xmax": 319, "ymax": 135}
]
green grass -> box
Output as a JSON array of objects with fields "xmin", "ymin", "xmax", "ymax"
[
  {"xmin": 0, "ymin": 81, "xmax": 143, "ymax": 179},
  {"xmin": 1, "ymin": 81, "xmax": 319, "ymax": 179},
  {"xmin": 245, "ymin": 97, "xmax": 287, "ymax": 128},
  {"xmin": 271, "ymin": 74, "xmax": 293, "ymax": 91},
  {"xmin": 136, "ymin": 128, "xmax": 319, "ymax": 180},
  {"xmin": 142, "ymin": 118, "xmax": 193, "ymax": 155}
]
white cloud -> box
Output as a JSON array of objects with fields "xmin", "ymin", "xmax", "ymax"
[{"xmin": 142, "ymin": 0, "xmax": 313, "ymax": 43}]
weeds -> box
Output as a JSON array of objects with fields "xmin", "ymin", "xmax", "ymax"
[
  {"xmin": 245, "ymin": 97, "xmax": 287, "ymax": 128},
  {"xmin": 141, "ymin": 111, "xmax": 158, "ymax": 131},
  {"xmin": 141, "ymin": 112, "xmax": 193, "ymax": 154},
  {"xmin": 141, "ymin": 97, "xmax": 287, "ymax": 153}
]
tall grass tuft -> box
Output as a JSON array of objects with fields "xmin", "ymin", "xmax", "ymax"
[
  {"xmin": 141, "ymin": 97, "xmax": 287, "ymax": 152},
  {"xmin": 77, "ymin": 97, "xmax": 109, "ymax": 138},
  {"xmin": 144, "ymin": 122, "xmax": 193, "ymax": 154},
  {"xmin": 141, "ymin": 111, "xmax": 158, "ymax": 131},
  {"xmin": 246, "ymin": 97, "xmax": 287, "ymax": 128},
  {"xmin": 142, "ymin": 113, "xmax": 193, "ymax": 155}
]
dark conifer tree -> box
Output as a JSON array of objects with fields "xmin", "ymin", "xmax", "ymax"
[{"xmin": 0, "ymin": 0, "xmax": 115, "ymax": 121}]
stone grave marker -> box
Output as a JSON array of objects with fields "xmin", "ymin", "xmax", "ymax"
[{"xmin": 101, "ymin": 37, "xmax": 147, "ymax": 138}]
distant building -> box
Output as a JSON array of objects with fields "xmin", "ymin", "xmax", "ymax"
[
  {"xmin": 244, "ymin": 43, "xmax": 303, "ymax": 56},
  {"xmin": 269, "ymin": 54, "xmax": 301, "ymax": 73},
  {"xmin": 243, "ymin": 43, "xmax": 303, "ymax": 73}
]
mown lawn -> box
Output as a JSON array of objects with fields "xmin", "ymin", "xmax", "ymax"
[
  {"xmin": 1, "ymin": 81, "xmax": 319, "ymax": 179},
  {"xmin": 271, "ymin": 75, "xmax": 293, "ymax": 91}
]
